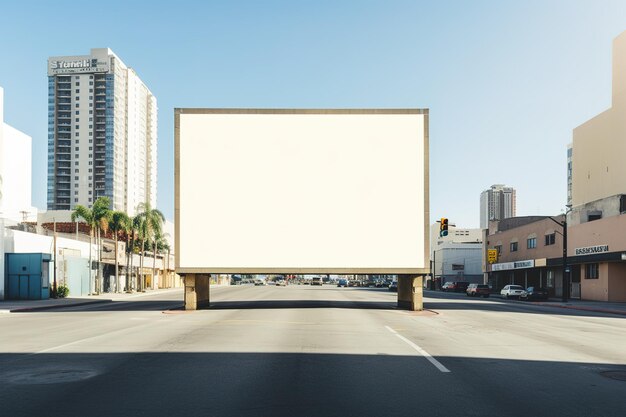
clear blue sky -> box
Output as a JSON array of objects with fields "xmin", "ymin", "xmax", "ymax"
[{"xmin": 2, "ymin": 0, "xmax": 626, "ymax": 227}]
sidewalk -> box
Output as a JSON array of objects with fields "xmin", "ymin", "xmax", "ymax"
[
  {"xmin": 423, "ymin": 289, "xmax": 626, "ymax": 317},
  {"xmin": 532, "ymin": 298, "xmax": 626, "ymax": 317},
  {"xmin": 0, "ymin": 287, "xmax": 183, "ymax": 313}
]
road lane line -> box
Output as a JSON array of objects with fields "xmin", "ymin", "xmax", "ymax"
[{"xmin": 385, "ymin": 326, "xmax": 451, "ymax": 373}]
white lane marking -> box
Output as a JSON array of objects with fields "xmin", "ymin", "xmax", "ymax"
[
  {"xmin": 34, "ymin": 322, "xmax": 159, "ymax": 354},
  {"xmin": 385, "ymin": 325, "xmax": 451, "ymax": 373}
]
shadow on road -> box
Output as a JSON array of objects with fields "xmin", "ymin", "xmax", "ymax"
[{"xmin": 0, "ymin": 352, "xmax": 624, "ymax": 417}]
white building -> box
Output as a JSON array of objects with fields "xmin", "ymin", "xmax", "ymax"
[
  {"xmin": 47, "ymin": 48, "xmax": 157, "ymax": 216},
  {"xmin": 480, "ymin": 184, "xmax": 516, "ymax": 229},
  {"xmin": 428, "ymin": 223, "xmax": 483, "ymax": 288},
  {"xmin": 0, "ymin": 86, "xmax": 37, "ymax": 223}
]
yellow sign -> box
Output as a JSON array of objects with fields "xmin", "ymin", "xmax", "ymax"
[{"xmin": 487, "ymin": 249, "xmax": 498, "ymax": 264}]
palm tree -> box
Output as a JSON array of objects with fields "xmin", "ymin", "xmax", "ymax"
[
  {"xmin": 91, "ymin": 197, "xmax": 111, "ymax": 293},
  {"xmin": 136, "ymin": 202, "xmax": 165, "ymax": 290},
  {"xmin": 123, "ymin": 215, "xmax": 136, "ymax": 292},
  {"xmin": 109, "ymin": 211, "xmax": 130, "ymax": 293},
  {"xmin": 154, "ymin": 230, "xmax": 171, "ymax": 288},
  {"xmin": 71, "ymin": 205, "xmax": 96, "ymax": 295},
  {"xmin": 133, "ymin": 214, "xmax": 147, "ymax": 291}
]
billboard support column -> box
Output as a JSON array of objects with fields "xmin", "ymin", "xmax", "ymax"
[
  {"xmin": 184, "ymin": 274, "xmax": 210, "ymax": 310},
  {"xmin": 397, "ymin": 275, "xmax": 424, "ymax": 311}
]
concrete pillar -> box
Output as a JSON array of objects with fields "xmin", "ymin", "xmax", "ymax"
[
  {"xmin": 183, "ymin": 274, "xmax": 210, "ymax": 310},
  {"xmin": 397, "ymin": 275, "xmax": 424, "ymax": 311}
]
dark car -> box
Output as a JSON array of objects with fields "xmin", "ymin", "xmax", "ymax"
[
  {"xmin": 520, "ymin": 286, "xmax": 549, "ymax": 301},
  {"xmin": 442, "ymin": 281, "xmax": 470, "ymax": 293},
  {"xmin": 466, "ymin": 283, "xmax": 490, "ymax": 298},
  {"xmin": 388, "ymin": 281, "xmax": 398, "ymax": 292}
]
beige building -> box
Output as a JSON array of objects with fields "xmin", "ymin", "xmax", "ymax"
[
  {"xmin": 565, "ymin": 30, "xmax": 626, "ymax": 302},
  {"xmin": 572, "ymin": 32, "xmax": 626, "ymax": 206}
]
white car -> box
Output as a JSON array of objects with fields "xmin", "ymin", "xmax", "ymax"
[{"xmin": 500, "ymin": 284, "xmax": 527, "ymax": 299}]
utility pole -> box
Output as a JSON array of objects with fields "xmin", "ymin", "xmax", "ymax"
[{"xmin": 549, "ymin": 206, "xmax": 572, "ymax": 303}]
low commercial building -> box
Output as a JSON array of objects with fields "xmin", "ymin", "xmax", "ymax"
[{"xmin": 484, "ymin": 216, "xmax": 565, "ymax": 297}]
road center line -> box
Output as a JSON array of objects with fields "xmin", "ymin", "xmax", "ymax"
[{"xmin": 385, "ymin": 326, "xmax": 451, "ymax": 373}]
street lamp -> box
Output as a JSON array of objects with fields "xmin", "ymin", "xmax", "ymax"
[{"xmin": 549, "ymin": 205, "xmax": 572, "ymax": 303}]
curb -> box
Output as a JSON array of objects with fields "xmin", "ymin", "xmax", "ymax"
[{"xmin": 7, "ymin": 299, "xmax": 113, "ymax": 313}]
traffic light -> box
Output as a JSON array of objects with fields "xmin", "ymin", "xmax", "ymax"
[{"xmin": 439, "ymin": 217, "xmax": 449, "ymax": 237}]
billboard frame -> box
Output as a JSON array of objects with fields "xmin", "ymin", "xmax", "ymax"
[{"xmin": 174, "ymin": 108, "xmax": 430, "ymax": 275}]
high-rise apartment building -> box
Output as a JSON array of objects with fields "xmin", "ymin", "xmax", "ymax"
[
  {"xmin": 47, "ymin": 48, "xmax": 157, "ymax": 215},
  {"xmin": 480, "ymin": 184, "xmax": 516, "ymax": 229}
]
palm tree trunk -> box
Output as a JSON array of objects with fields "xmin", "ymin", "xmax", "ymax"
[
  {"xmin": 140, "ymin": 239, "xmax": 145, "ymax": 292},
  {"xmin": 88, "ymin": 231, "xmax": 93, "ymax": 295},
  {"xmin": 114, "ymin": 232, "xmax": 119, "ymax": 293},
  {"xmin": 152, "ymin": 240, "xmax": 157, "ymax": 290}
]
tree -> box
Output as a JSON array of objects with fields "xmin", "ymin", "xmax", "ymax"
[
  {"xmin": 71, "ymin": 197, "xmax": 111, "ymax": 294},
  {"xmin": 123, "ymin": 215, "xmax": 137, "ymax": 292},
  {"xmin": 71, "ymin": 205, "xmax": 96, "ymax": 295},
  {"xmin": 137, "ymin": 202, "xmax": 165, "ymax": 290},
  {"xmin": 91, "ymin": 197, "xmax": 111, "ymax": 293},
  {"xmin": 133, "ymin": 214, "xmax": 147, "ymax": 292},
  {"xmin": 109, "ymin": 211, "xmax": 130, "ymax": 293}
]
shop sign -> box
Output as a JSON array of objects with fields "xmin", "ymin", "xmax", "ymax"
[
  {"xmin": 575, "ymin": 245, "xmax": 609, "ymax": 256},
  {"xmin": 487, "ymin": 249, "xmax": 498, "ymax": 264},
  {"xmin": 492, "ymin": 259, "xmax": 534, "ymax": 271}
]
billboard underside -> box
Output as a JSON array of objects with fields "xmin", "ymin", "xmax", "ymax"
[{"xmin": 175, "ymin": 109, "xmax": 429, "ymax": 274}]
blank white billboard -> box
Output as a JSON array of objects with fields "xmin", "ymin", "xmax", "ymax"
[{"xmin": 175, "ymin": 109, "xmax": 429, "ymax": 274}]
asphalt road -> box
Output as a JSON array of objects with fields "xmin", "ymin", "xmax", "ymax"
[{"xmin": 1, "ymin": 285, "xmax": 625, "ymax": 417}]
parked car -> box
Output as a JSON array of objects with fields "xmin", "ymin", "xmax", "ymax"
[
  {"xmin": 276, "ymin": 279, "xmax": 287, "ymax": 286},
  {"xmin": 442, "ymin": 281, "xmax": 470, "ymax": 293},
  {"xmin": 466, "ymin": 283, "xmax": 490, "ymax": 298},
  {"xmin": 337, "ymin": 279, "xmax": 348, "ymax": 288},
  {"xmin": 500, "ymin": 284, "xmax": 527, "ymax": 299},
  {"xmin": 520, "ymin": 286, "xmax": 549, "ymax": 301},
  {"xmin": 253, "ymin": 280, "xmax": 266, "ymax": 286},
  {"xmin": 388, "ymin": 281, "xmax": 398, "ymax": 292},
  {"xmin": 348, "ymin": 280, "xmax": 361, "ymax": 287}
]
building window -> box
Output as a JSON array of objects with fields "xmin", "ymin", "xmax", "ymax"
[
  {"xmin": 587, "ymin": 211, "xmax": 602, "ymax": 222},
  {"xmin": 74, "ymin": 176, "xmax": 79, "ymax": 180},
  {"xmin": 75, "ymin": 103, "xmax": 79, "ymax": 108},
  {"xmin": 547, "ymin": 270, "xmax": 554, "ymax": 288},
  {"xmin": 620, "ymin": 195, "xmax": 626, "ymax": 213},
  {"xmin": 75, "ymin": 96, "xmax": 79, "ymax": 101},
  {"xmin": 76, "ymin": 111, "xmax": 80, "ymax": 115},
  {"xmin": 585, "ymin": 263, "xmax": 599, "ymax": 279},
  {"xmin": 74, "ymin": 191, "xmax": 78, "ymax": 195},
  {"xmin": 75, "ymin": 169, "xmax": 79, "ymax": 173},
  {"xmin": 495, "ymin": 245, "xmax": 502, "ymax": 255},
  {"xmin": 75, "ymin": 82, "xmax": 79, "ymax": 86},
  {"xmin": 527, "ymin": 237, "xmax": 537, "ymax": 249},
  {"xmin": 510, "ymin": 242, "xmax": 518, "ymax": 252},
  {"xmin": 75, "ymin": 118, "xmax": 79, "ymax": 122},
  {"xmin": 75, "ymin": 89, "xmax": 79, "ymax": 93},
  {"xmin": 545, "ymin": 233, "xmax": 556, "ymax": 245}
]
